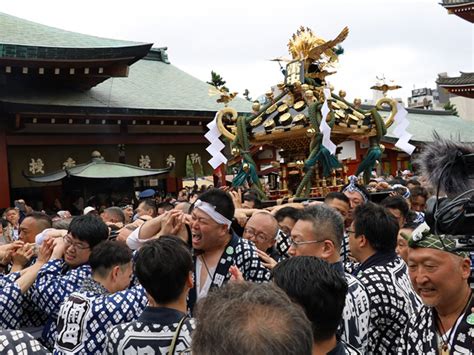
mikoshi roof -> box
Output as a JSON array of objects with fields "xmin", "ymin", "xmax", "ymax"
[{"xmin": 23, "ymin": 152, "xmax": 172, "ymax": 183}]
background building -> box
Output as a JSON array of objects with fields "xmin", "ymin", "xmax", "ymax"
[{"xmin": 0, "ymin": 12, "xmax": 250, "ymax": 209}]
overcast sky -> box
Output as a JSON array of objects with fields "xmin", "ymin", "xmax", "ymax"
[{"xmin": 2, "ymin": 0, "xmax": 473, "ymax": 104}]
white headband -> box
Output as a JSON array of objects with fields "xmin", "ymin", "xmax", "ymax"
[
  {"xmin": 392, "ymin": 184, "xmax": 411, "ymax": 199},
  {"xmin": 194, "ymin": 199, "xmax": 232, "ymax": 229},
  {"xmin": 343, "ymin": 175, "xmax": 368, "ymax": 202}
]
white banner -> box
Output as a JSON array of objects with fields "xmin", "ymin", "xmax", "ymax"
[
  {"xmin": 320, "ymin": 87, "xmax": 337, "ymax": 155},
  {"xmin": 392, "ymin": 103, "xmax": 416, "ymax": 155},
  {"xmin": 205, "ymin": 113, "xmax": 228, "ymax": 169}
]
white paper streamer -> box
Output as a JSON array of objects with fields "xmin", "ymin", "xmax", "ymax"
[
  {"xmin": 205, "ymin": 113, "xmax": 228, "ymax": 169},
  {"xmin": 320, "ymin": 87, "xmax": 337, "ymax": 155},
  {"xmin": 392, "ymin": 103, "xmax": 416, "ymax": 155}
]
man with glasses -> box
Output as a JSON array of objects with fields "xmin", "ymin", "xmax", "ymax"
[
  {"xmin": 287, "ymin": 205, "xmax": 370, "ymax": 353},
  {"xmin": 243, "ymin": 212, "xmax": 281, "ymax": 267},
  {"xmin": 348, "ymin": 202, "xmax": 420, "ymax": 354},
  {"xmin": 32, "ymin": 214, "xmax": 109, "ymax": 349}
]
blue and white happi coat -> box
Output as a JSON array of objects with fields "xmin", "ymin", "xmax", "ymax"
[
  {"xmin": 354, "ymin": 254, "xmax": 421, "ymax": 354},
  {"xmin": 105, "ymin": 307, "xmax": 195, "ymax": 355},
  {"xmin": 0, "ymin": 329, "xmax": 50, "ymax": 354},
  {"xmin": 0, "ymin": 272, "xmax": 24, "ymax": 329},
  {"xmin": 31, "ymin": 259, "xmax": 92, "ymax": 349},
  {"xmin": 53, "ymin": 277, "xmax": 147, "ymax": 354}
]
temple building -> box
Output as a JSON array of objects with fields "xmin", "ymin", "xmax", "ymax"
[
  {"xmin": 0, "ymin": 12, "xmax": 250, "ymax": 209},
  {"xmin": 437, "ymin": 1, "xmax": 474, "ymax": 122},
  {"xmin": 1, "ymin": 12, "xmax": 473, "ymax": 208},
  {"xmin": 440, "ymin": 0, "xmax": 474, "ymax": 23}
]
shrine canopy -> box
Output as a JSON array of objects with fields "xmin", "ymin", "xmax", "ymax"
[{"xmin": 23, "ymin": 151, "xmax": 172, "ymax": 183}]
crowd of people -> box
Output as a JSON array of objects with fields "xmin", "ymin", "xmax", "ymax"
[{"xmin": 0, "ymin": 162, "xmax": 473, "ymax": 354}]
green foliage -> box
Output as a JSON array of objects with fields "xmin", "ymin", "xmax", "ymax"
[
  {"xmin": 243, "ymin": 89, "xmax": 252, "ymax": 102},
  {"xmin": 443, "ymin": 102, "xmax": 459, "ymax": 117},
  {"xmin": 185, "ymin": 155, "xmax": 194, "ymax": 178},
  {"xmin": 207, "ymin": 71, "xmax": 228, "ymax": 92},
  {"xmin": 185, "ymin": 154, "xmax": 203, "ymax": 178},
  {"xmin": 333, "ymin": 45, "xmax": 344, "ymax": 56}
]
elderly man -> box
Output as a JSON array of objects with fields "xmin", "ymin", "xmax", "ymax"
[
  {"xmin": 399, "ymin": 223, "xmax": 473, "ymax": 354},
  {"xmin": 243, "ymin": 212, "xmax": 280, "ymax": 262},
  {"xmin": 189, "ymin": 188, "xmax": 270, "ymax": 311},
  {"xmin": 287, "ymin": 205, "xmax": 370, "ymax": 353}
]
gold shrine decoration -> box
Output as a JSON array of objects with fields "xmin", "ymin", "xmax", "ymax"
[{"xmin": 287, "ymin": 26, "xmax": 349, "ymax": 71}]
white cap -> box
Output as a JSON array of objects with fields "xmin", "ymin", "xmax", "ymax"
[{"xmin": 83, "ymin": 206, "xmax": 96, "ymax": 215}]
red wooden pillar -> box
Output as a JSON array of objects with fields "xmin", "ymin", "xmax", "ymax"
[
  {"xmin": 213, "ymin": 164, "xmax": 227, "ymax": 188},
  {"xmin": 389, "ymin": 150, "xmax": 398, "ymax": 176},
  {"xmin": 0, "ymin": 128, "xmax": 10, "ymax": 208}
]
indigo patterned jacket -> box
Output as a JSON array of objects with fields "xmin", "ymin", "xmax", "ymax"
[
  {"xmin": 53, "ymin": 278, "xmax": 147, "ymax": 354},
  {"xmin": 31, "ymin": 259, "xmax": 92, "ymax": 349}
]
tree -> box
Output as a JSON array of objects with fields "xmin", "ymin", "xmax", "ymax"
[
  {"xmin": 207, "ymin": 71, "xmax": 228, "ymax": 92},
  {"xmin": 243, "ymin": 89, "xmax": 252, "ymax": 102},
  {"xmin": 443, "ymin": 101, "xmax": 458, "ymax": 117}
]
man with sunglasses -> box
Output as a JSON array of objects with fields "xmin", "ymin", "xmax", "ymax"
[
  {"xmin": 287, "ymin": 204, "xmax": 370, "ymax": 353},
  {"xmin": 31, "ymin": 214, "xmax": 109, "ymax": 349}
]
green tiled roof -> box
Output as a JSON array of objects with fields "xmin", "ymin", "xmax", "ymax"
[
  {"xmin": 0, "ymin": 12, "xmax": 151, "ymax": 60},
  {"xmin": 0, "ymin": 12, "xmax": 144, "ymax": 48},
  {"xmin": 0, "ymin": 51, "xmax": 253, "ymax": 113},
  {"xmin": 436, "ymin": 72, "xmax": 474, "ymax": 86},
  {"xmin": 385, "ymin": 110, "xmax": 474, "ymax": 143},
  {"xmin": 441, "ymin": 0, "xmax": 474, "ymax": 7}
]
